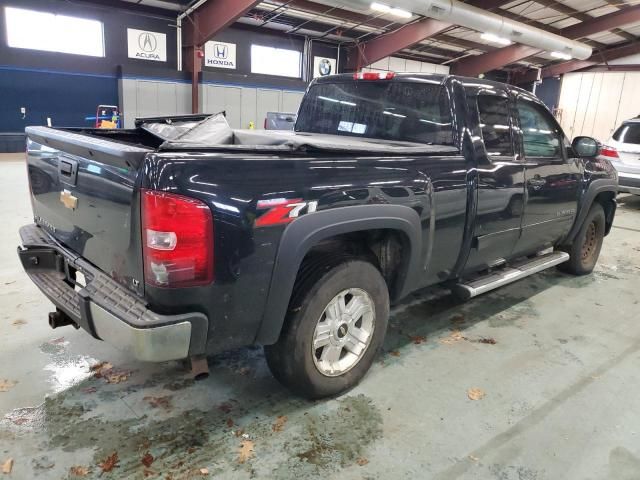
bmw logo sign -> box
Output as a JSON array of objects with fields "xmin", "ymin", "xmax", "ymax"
[{"xmin": 318, "ymin": 58, "xmax": 332, "ymax": 76}]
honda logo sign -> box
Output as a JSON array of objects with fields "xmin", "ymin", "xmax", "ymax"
[
  {"xmin": 127, "ymin": 28, "xmax": 166, "ymax": 62},
  {"xmin": 204, "ymin": 41, "xmax": 236, "ymax": 69}
]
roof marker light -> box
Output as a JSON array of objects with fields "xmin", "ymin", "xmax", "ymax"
[{"xmin": 353, "ymin": 71, "xmax": 396, "ymax": 80}]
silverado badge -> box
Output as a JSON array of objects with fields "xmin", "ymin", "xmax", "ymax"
[{"xmin": 60, "ymin": 189, "xmax": 78, "ymax": 210}]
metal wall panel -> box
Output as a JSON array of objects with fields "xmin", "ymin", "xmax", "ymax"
[
  {"xmin": 257, "ymin": 89, "xmax": 282, "ymax": 131},
  {"xmin": 136, "ymin": 80, "xmax": 159, "ymax": 119},
  {"xmin": 240, "ymin": 87, "xmax": 257, "ymax": 129},
  {"xmin": 281, "ymin": 91, "xmax": 304, "ymax": 115},
  {"xmin": 558, "ymin": 72, "xmax": 639, "ymax": 142},
  {"xmin": 122, "ymin": 79, "xmax": 304, "ymax": 132},
  {"xmin": 614, "ymin": 72, "xmax": 640, "ymax": 129}
]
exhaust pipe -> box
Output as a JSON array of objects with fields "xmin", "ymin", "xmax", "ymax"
[
  {"xmin": 189, "ymin": 355, "xmax": 210, "ymax": 381},
  {"xmin": 48, "ymin": 309, "xmax": 77, "ymax": 329}
]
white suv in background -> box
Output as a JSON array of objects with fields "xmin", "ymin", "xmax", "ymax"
[{"xmin": 602, "ymin": 119, "xmax": 640, "ymax": 195}]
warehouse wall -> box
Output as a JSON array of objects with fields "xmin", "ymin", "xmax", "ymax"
[
  {"xmin": 200, "ymin": 84, "xmax": 305, "ymax": 130},
  {"xmin": 0, "ymin": 0, "xmax": 177, "ymax": 135},
  {"xmin": 119, "ymin": 78, "xmax": 305, "ymax": 130},
  {"xmin": 557, "ymin": 71, "xmax": 640, "ymax": 142}
]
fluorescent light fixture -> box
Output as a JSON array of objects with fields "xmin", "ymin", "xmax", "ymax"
[
  {"xmin": 371, "ymin": 2, "xmax": 391, "ymax": 12},
  {"xmin": 480, "ymin": 32, "xmax": 511, "ymax": 46},
  {"xmin": 390, "ymin": 8, "xmax": 412, "ymax": 18},
  {"xmin": 551, "ymin": 51, "xmax": 572, "ymax": 60},
  {"xmin": 371, "ymin": 2, "xmax": 412, "ymax": 18}
]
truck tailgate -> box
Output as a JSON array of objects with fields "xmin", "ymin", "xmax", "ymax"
[{"xmin": 25, "ymin": 126, "xmax": 152, "ymax": 294}]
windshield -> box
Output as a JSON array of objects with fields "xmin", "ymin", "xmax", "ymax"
[
  {"xmin": 613, "ymin": 123, "xmax": 640, "ymax": 145},
  {"xmin": 295, "ymin": 80, "xmax": 454, "ymax": 145}
]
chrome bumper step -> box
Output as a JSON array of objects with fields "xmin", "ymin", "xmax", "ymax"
[{"xmin": 452, "ymin": 251, "xmax": 570, "ymax": 300}]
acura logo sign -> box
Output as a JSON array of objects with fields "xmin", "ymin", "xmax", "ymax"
[
  {"xmin": 127, "ymin": 28, "xmax": 166, "ymax": 62},
  {"xmin": 138, "ymin": 32, "xmax": 157, "ymax": 52}
]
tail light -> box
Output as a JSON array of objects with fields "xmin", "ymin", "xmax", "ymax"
[
  {"xmin": 141, "ymin": 189, "xmax": 213, "ymax": 288},
  {"xmin": 600, "ymin": 145, "xmax": 619, "ymax": 158},
  {"xmin": 353, "ymin": 71, "xmax": 396, "ymax": 80}
]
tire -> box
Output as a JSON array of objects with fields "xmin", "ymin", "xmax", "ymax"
[
  {"xmin": 559, "ymin": 203, "xmax": 605, "ymax": 275},
  {"xmin": 265, "ymin": 259, "xmax": 390, "ymax": 399}
]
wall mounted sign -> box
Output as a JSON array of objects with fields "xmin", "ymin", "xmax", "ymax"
[
  {"xmin": 127, "ymin": 28, "xmax": 167, "ymax": 62},
  {"xmin": 313, "ymin": 56, "xmax": 337, "ymax": 78},
  {"xmin": 204, "ymin": 41, "xmax": 237, "ymax": 69}
]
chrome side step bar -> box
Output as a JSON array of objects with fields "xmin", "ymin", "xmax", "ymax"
[{"xmin": 452, "ymin": 251, "xmax": 570, "ymax": 300}]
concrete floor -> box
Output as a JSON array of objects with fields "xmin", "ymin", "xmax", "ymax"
[{"xmin": 1, "ymin": 158, "xmax": 639, "ymax": 479}]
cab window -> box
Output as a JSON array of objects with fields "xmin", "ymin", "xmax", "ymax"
[
  {"xmin": 477, "ymin": 94, "xmax": 513, "ymax": 157},
  {"xmin": 516, "ymin": 99, "xmax": 562, "ymax": 158}
]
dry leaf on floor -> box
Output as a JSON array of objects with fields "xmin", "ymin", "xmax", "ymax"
[
  {"xmin": 440, "ymin": 330, "xmax": 465, "ymax": 345},
  {"xmin": 69, "ymin": 465, "xmax": 90, "ymax": 476},
  {"xmin": 141, "ymin": 452, "xmax": 154, "ymax": 468},
  {"xmin": 90, "ymin": 362, "xmax": 113, "ymax": 378},
  {"xmin": 389, "ymin": 350, "xmax": 401, "ymax": 357},
  {"xmin": 356, "ymin": 457, "xmax": 369, "ymax": 466},
  {"xmin": 199, "ymin": 468, "xmax": 209, "ymax": 475},
  {"xmin": 2, "ymin": 458, "xmax": 13, "ymax": 474},
  {"xmin": 272, "ymin": 415, "xmax": 287, "ymax": 432},
  {"xmin": 104, "ymin": 370, "xmax": 131, "ymax": 384},
  {"xmin": 475, "ymin": 337, "xmax": 497, "ymax": 345},
  {"xmin": 143, "ymin": 396, "xmax": 172, "ymax": 410},
  {"xmin": 238, "ymin": 440, "xmax": 254, "ymax": 463},
  {"xmin": 226, "ymin": 418, "xmax": 234, "ymax": 428},
  {"xmin": 11, "ymin": 319, "xmax": 26, "ymax": 327},
  {"xmin": 98, "ymin": 452, "xmax": 119, "ymax": 473},
  {"xmin": 467, "ymin": 388, "xmax": 485, "ymax": 401},
  {"xmin": 0, "ymin": 380, "xmax": 17, "ymax": 392},
  {"xmin": 469, "ymin": 455, "xmax": 479, "ymax": 462},
  {"xmin": 409, "ymin": 335, "xmax": 427, "ymax": 345}
]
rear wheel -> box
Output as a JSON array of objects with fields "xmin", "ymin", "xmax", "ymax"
[
  {"xmin": 559, "ymin": 203, "xmax": 605, "ymax": 275},
  {"xmin": 265, "ymin": 259, "xmax": 389, "ymax": 399}
]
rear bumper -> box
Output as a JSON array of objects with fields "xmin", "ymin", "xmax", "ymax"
[
  {"xmin": 17, "ymin": 224, "xmax": 208, "ymax": 362},
  {"xmin": 617, "ymin": 171, "xmax": 640, "ymax": 195}
]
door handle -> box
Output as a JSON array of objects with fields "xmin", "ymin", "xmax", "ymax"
[{"xmin": 528, "ymin": 177, "xmax": 546, "ymax": 188}]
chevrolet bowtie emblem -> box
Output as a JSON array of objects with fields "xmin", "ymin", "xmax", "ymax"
[{"xmin": 60, "ymin": 189, "xmax": 78, "ymax": 210}]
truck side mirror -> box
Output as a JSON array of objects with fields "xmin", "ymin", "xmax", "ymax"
[{"xmin": 572, "ymin": 136, "xmax": 600, "ymax": 158}]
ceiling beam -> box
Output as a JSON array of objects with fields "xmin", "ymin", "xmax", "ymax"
[
  {"xmin": 183, "ymin": 0, "xmax": 261, "ymax": 47},
  {"xmin": 182, "ymin": 0, "xmax": 261, "ymax": 114},
  {"xmin": 532, "ymin": 0, "xmax": 635, "ymax": 42},
  {"xmin": 344, "ymin": 0, "xmax": 512, "ymax": 69},
  {"xmin": 452, "ymin": 5, "xmax": 640, "ymax": 76},
  {"xmin": 346, "ymin": 19, "xmax": 451, "ymax": 69},
  {"xmin": 514, "ymin": 40, "xmax": 640, "ymax": 84}
]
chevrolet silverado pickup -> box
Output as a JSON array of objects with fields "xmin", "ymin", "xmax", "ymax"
[{"xmin": 18, "ymin": 73, "xmax": 618, "ymax": 399}]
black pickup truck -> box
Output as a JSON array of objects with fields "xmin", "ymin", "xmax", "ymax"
[{"xmin": 18, "ymin": 73, "xmax": 617, "ymax": 398}]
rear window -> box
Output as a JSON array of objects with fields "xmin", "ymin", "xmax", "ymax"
[
  {"xmin": 295, "ymin": 80, "xmax": 454, "ymax": 145},
  {"xmin": 613, "ymin": 123, "xmax": 640, "ymax": 145}
]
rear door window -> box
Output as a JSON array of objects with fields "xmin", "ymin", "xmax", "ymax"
[
  {"xmin": 295, "ymin": 80, "xmax": 454, "ymax": 145},
  {"xmin": 613, "ymin": 123, "xmax": 640, "ymax": 144},
  {"xmin": 477, "ymin": 94, "xmax": 513, "ymax": 157}
]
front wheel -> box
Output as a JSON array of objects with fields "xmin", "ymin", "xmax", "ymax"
[
  {"xmin": 265, "ymin": 259, "xmax": 389, "ymax": 399},
  {"xmin": 559, "ymin": 203, "xmax": 605, "ymax": 275}
]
